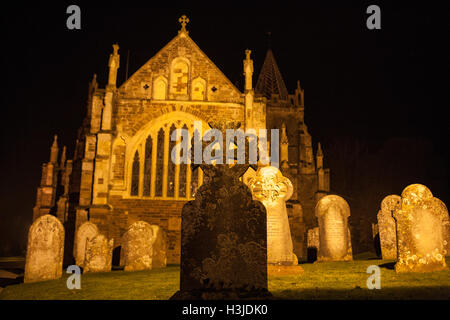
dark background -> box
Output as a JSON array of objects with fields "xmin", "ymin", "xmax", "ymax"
[{"xmin": 1, "ymin": 3, "xmax": 449, "ymax": 255}]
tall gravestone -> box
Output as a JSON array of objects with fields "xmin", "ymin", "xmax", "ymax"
[
  {"xmin": 151, "ymin": 225, "xmax": 167, "ymax": 268},
  {"xmin": 24, "ymin": 214, "xmax": 65, "ymax": 283},
  {"xmin": 84, "ymin": 234, "xmax": 114, "ymax": 273},
  {"xmin": 315, "ymin": 195, "xmax": 353, "ymax": 262},
  {"xmin": 249, "ymin": 166, "xmax": 296, "ymax": 265},
  {"xmin": 74, "ymin": 221, "xmax": 99, "ymax": 267},
  {"xmin": 122, "ymin": 221, "xmax": 154, "ymax": 271},
  {"xmin": 377, "ymin": 195, "xmax": 401, "ymax": 260},
  {"xmin": 394, "ymin": 184, "xmax": 448, "ymax": 273},
  {"xmin": 171, "ymin": 122, "xmax": 269, "ymax": 300}
]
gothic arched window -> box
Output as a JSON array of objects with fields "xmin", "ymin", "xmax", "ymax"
[
  {"xmin": 143, "ymin": 135, "xmax": 152, "ymax": 196},
  {"xmin": 178, "ymin": 124, "xmax": 189, "ymax": 197},
  {"xmin": 131, "ymin": 151, "xmax": 140, "ymax": 196},
  {"xmin": 129, "ymin": 119, "xmax": 206, "ymax": 199},
  {"xmin": 155, "ymin": 128, "xmax": 165, "ymax": 197},
  {"xmin": 167, "ymin": 124, "xmax": 177, "ymax": 197}
]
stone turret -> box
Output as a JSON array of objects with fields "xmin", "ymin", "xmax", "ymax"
[
  {"xmin": 50, "ymin": 135, "xmax": 59, "ymax": 163},
  {"xmin": 243, "ymin": 49, "xmax": 254, "ymax": 130},
  {"xmin": 33, "ymin": 135, "xmax": 61, "ymax": 221}
]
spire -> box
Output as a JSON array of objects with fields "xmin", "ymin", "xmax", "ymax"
[
  {"xmin": 317, "ymin": 142, "xmax": 323, "ymax": 157},
  {"xmin": 295, "ymin": 80, "xmax": 304, "ymax": 107},
  {"xmin": 90, "ymin": 73, "xmax": 98, "ymax": 92},
  {"xmin": 50, "ymin": 135, "xmax": 59, "ymax": 163},
  {"xmin": 60, "ymin": 146, "xmax": 67, "ymax": 169},
  {"xmin": 255, "ymin": 49, "xmax": 289, "ymax": 101},
  {"xmin": 243, "ymin": 49, "xmax": 254, "ymax": 92},
  {"xmin": 316, "ymin": 142, "xmax": 323, "ymax": 170}
]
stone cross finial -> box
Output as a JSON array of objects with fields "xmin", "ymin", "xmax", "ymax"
[
  {"xmin": 112, "ymin": 43, "xmax": 119, "ymax": 56},
  {"xmin": 179, "ymin": 15, "xmax": 189, "ymax": 33},
  {"xmin": 245, "ymin": 49, "xmax": 251, "ymax": 60},
  {"xmin": 317, "ymin": 142, "xmax": 323, "ymax": 156}
]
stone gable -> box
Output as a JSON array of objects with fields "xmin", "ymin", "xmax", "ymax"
[{"xmin": 118, "ymin": 33, "xmax": 242, "ymax": 103}]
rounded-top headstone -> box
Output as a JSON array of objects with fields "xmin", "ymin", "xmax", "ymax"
[
  {"xmin": 74, "ymin": 221, "xmax": 99, "ymax": 267},
  {"xmin": 315, "ymin": 195, "xmax": 352, "ymax": 261},
  {"xmin": 24, "ymin": 214, "xmax": 65, "ymax": 283},
  {"xmin": 395, "ymin": 184, "xmax": 448, "ymax": 272},
  {"xmin": 123, "ymin": 221, "xmax": 154, "ymax": 271},
  {"xmin": 84, "ymin": 234, "xmax": 114, "ymax": 273}
]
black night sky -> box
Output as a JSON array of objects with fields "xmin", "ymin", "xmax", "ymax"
[{"xmin": 1, "ymin": 3, "xmax": 449, "ymax": 255}]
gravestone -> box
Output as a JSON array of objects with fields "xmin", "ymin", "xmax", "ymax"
[
  {"xmin": 249, "ymin": 166, "xmax": 296, "ymax": 265},
  {"xmin": 151, "ymin": 225, "xmax": 167, "ymax": 268},
  {"xmin": 315, "ymin": 195, "xmax": 353, "ymax": 262},
  {"xmin": 171, "ymin": 121, "xmax": 270, "ymax": 300},
  {"xmin": 371, "ymin": 223, "xmax": 379, "ymax": 239},
  {"xmin": 24, "ymin": 214, "xmax": 64, "ymax": 283},
  {"xmin": 394, "ymin": 184, "xmax": 448, "ymax": 273},
  {"xmin": 122, "ymin": 221, "xmax": 154, "ymax": 271},
  {"xmin": 377, "ymin": 195, "xmax": 401, "ymax": 260},
  {"xmin": 74, "ymin": 222, "xmax": 99, "ymax": 267},
  {"xmin": 307, "ymin": 227, "xmax": 319, "ymax": 250},
  {"xmin": 84, "ymin": 234, "xmax": 114, "ymax": 273},
  {"xmin": 287, "ymin": 203, "xmax": 306, "ymax": 262},
  {"xmin": 431, "ymin": 197, "xmax": 449, "ymax": 257}
]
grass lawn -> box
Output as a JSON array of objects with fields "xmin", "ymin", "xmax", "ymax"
[{"xmin": 1, "ymin": 257, "xmax": 449, "ymax": 300}]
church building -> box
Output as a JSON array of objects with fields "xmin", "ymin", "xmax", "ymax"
[{"xmin": 32, "ymin": 16, "xmax": 330, "ymax": 264}]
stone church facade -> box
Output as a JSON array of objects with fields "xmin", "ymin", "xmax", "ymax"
[{"xmin": 32, "ymin": 17, "xmax": 330, "ymax": 264}]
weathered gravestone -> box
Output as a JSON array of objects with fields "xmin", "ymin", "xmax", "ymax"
[
  {"xmin": 74, "ymin": 221, "xmax": 99, "ymax": 267},
  {"xmin": 315, "ymin": 195, "xmax": 353, "ymax": 262},
  {"xmin": 122, "ymin": 221, "xmax": 154, "ymax": 271},
  {"xmin": 84, "ymin": 234, "xmax": 114, "ymax": 273},
  {"xmin": 249, "ymin": 166, "xmax": 297, "ymax": 265},
  {"xmin": 435, "ymin": 199, "xmax": 450, "ymax": 256},
  {"xmin": 377, "ymin": 195, "xmax": 401, "ymax": 260},
  {"xmin": 171, "ymin": 122, "xmax": 270, "ymax": 300},
  {"xmin": 151, "ymin": 225, "xmax": 167, "ymax": 268},
  {"xmin": 394, "ymin": 184, "xmax": 448, "ymax": 273},
  {"xmin": 24, "ymin": 214, "xmax": 64, "ymax": 283},
  {"xmin": 307, "ymin": 227, "xmax": 320, "ymax": 250}
]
